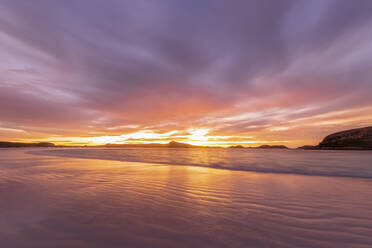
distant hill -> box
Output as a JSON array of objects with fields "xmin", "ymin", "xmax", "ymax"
[
  {"xmin": 297, "ymin": 145, "xmax": 317, "ymax": 150},
  {"xmin": 0, "ymin": 142, "xmax": 55, "ymax": 148},
  {"xmin": 229, "ymin": 145, "xmax": 245, "ymax": 148},
  {"xmin": 167, "ymin": 141, "xmax": 194, "ymax": 148},
  {"xmin": 255, "ymin": 145, "xmax": 289, "ymax": 149},
  {"xmin": 317, "ymin": 126, "xmax": 372, "ymax": 150},
  {"xmin": 229, "ymin": 145, "xmax": 289, "ymax": 149},
  {"xmin": 103, "ymin": 141, "xmax": 202, "ymax": 148}
]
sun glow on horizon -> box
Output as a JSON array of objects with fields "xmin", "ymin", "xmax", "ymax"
[
  {"xmin": 17, "ymin": 128, "xmax": 292, "ymax": 147},
  {"xmin": 10, "ymin": 105, "xmax": 372, "ymax": 148},
  {"xmin": 11, "ymin": 105, "xmax": 372, "ymax": 148}
]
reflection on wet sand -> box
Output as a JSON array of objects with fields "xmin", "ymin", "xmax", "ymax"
[{"xmin": 0, "ymin": 149, "xmax": 372, "ymax": 248}]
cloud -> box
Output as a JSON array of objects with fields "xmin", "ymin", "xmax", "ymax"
[{"xmin": 0, "ymin": 0, "xmax": 371, "ymax": 146}]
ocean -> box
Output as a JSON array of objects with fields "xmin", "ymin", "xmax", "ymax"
[{"xmin": 37, "ymin": 147, "xmax": 372, "ymax": 178}]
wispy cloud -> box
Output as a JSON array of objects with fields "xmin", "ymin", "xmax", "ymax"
[{"xmin": 0, "ymin": 0, "xmax": 371, "ymax": 146}]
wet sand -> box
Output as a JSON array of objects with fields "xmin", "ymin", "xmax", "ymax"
[{"xmin": 1, "ymin": 148, "xmax": 372, "ymax": 248}]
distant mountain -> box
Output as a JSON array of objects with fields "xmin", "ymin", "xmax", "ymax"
[
  {"xmin": 317, "ymin": 126, "xmax": 372, "ymax": 150},
  {"xmin": 229, "ymin": 145, "xmax": 289, "ymax": 149},
  {"xmin": 255, "ymin": 145, "xmax": 289, "ymax": 149},
  {"xmin": 167, "ymin": 141, "xmax": 193, "ymax": 148},
  {"xmin": 103, "ymin": 141, "xmax": 201, "ymax": 148},
  {"xmin": 0, "ymin": 142, "xmax": 55, "ymax": 148},
  {"xmin": 229, "ymin": 145, "xmax": 245, "ymax": 148},
  {"xmin": 297, "ymin": 145, "xmax": 317, "ymax": 150}
]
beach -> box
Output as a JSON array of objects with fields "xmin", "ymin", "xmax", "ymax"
[{"xmin": 1, "ymin": 148, "xmax": 372, "ymax": 247}]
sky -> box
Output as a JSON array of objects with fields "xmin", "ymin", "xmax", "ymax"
[{"xmin": 0, "ymin": 0, "xmax": 372, "ymax": 147}]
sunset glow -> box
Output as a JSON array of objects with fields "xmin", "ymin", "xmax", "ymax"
[
  {"xmin": 1, "ymin": 2, "xmax": 372, "ymax": 247},
  {"xmin": 0, "ymin": 1, "xmax": 371, "ymax": 147},
  {"xmin": 19, "ymin": 128, "xmax": 288, "ymax": 147}
]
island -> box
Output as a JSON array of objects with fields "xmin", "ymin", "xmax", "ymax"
[
  {"xmin": 102, "ymin": 141, "xmax": 204, "ymax": 148},
  {"xmin": 229, "ymin": 145, "xmax": 289, "ymax": 149},
  {"xmin": 0, "ymin": 142, "xmax": 55, "ymax": 148},
  {"xmin": 254, "ymin": 145, "xmax": 289, "ymax": 149}
]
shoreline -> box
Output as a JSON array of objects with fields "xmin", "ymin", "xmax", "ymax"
[{"xmin": 27, "ymin": 148, "xmax": 372, "ymax": 180}]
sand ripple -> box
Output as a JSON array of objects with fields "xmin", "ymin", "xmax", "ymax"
[{"xmin": 0, "ymin": 149, "xmax": 372, "ymax": 248}]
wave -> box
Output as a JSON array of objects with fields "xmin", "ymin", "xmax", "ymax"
[{"xmin": 29, "ymin": 148, "xmax": 372, "ymax": 179}]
